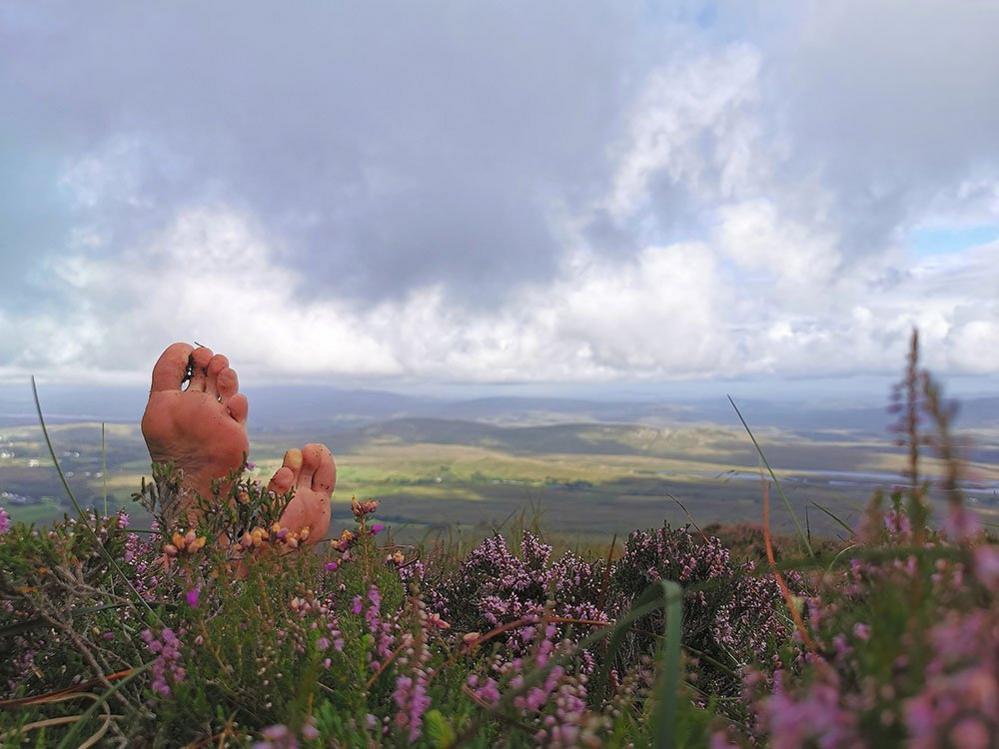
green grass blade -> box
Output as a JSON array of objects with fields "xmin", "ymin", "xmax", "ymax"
[
  {"xmin": 592, "ymin": 579, "xmax": 684, "ymax": 749},
  {"xmin": 650, "ymin": 580, "xmax": 683, "ymax": 749},
  {"xmin": 727, "ymin": 395, "xmax": 814, "ymax": 558},
  {"xmin": 811, "ymin": 500, "xmax": 855, "ymax": 537},
  {"xmin": 54, "ymin": 661, "xmax": 152, "ymax": 749},
  {"xmin": 101, "ymin": 422, "xmax": 109, "ymax": 518},
  {"xmin": 31, "ymin": 377, "xmax": 157, "ymax": 617},
  {"xmin": 593, "ymin": 593, "xmax": 668, "ymax": 702}
]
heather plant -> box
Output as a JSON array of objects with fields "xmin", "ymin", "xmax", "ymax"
[
  {"xmin": 0, "ymin": 331, "xmax": 997, "ymax": 747},
  {"xmin": 421, "ymin": 531, "xmax": 609, "ymax": 637}
]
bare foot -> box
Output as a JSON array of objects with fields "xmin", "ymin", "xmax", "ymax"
[
  {"xmin": 141, "ymin": 343, "xmax": 250, "ymax": 515},
  {"xmin": 268, "ymin": 443, "xmax": 335, "ymax": 542}
]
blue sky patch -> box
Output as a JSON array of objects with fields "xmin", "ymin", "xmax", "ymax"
[{"xmin": 909, "ymin": 225, "xmax": 999, "ymax": 256}]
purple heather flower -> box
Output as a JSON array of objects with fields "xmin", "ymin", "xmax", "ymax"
[
  {"xmin": 944, "ymin": 505, "xmax": 982, "ymax": 542},
  {"xmin": 370, "ymin": 523, "xmax": 385, "ymax": 536},
  {"xmin": 393, "ymin": 668, "xmax": 431, "ymax": 742},
  {"xmin": 301, "ymin": 721, "xmax": 320, "ymax": 741},
  {"xmin": 0, "ymin": 506, "xmax": 9, "ymax": 535},
  {"xmin": 186, "ymin": 586, "xmax": 201, "ymax": 608},
  {"xmin": 324, "ymin": 560, "xmax": 339, "ymax": 572},
  {"xmin": 468, "ymin": 674, "xmax": 501, "ymax": 705},
  {"xmin": 973, "ymin": 544, "xmax": 999, "ymax": 591},
  {"xmin": 760, "ymin": 670, "xmax": 858, "ymax": 749},
  {"xmin": 246, "ymin": 460, "xmax": 257, "ymax": 471},
  {"xmin": 252, "ymin": 724, "xmax": 298, "ymax": 749},
  {"xmin": 904, "ymin": 611, "xmax": 998, "ymax": 748},
  {"xmin": 142, "ymin": 627, "xmax": 186, "ymax": 698}
]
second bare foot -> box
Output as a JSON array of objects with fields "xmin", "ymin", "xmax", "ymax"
[{"xmin": 268, "ymin": 443, "xmax": 336, "ymax": 543}]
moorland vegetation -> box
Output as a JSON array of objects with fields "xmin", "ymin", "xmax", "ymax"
[{"xmin": 1, "ymin": 333, "xmax": 996, "ymax": 748}]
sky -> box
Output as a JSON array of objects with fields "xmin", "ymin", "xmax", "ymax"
[{"xmin": 2, "ymin": 1, "xmax": 998, "ymax": 397}]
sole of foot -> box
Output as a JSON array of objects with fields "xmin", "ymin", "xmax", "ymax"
[
  {"xmin": 141, "ymin": 343, "xmax": 250, "ymax": 513},
  {"xmin": 268, "ymin": 443, "xmax": 336, "ymax": 543}
]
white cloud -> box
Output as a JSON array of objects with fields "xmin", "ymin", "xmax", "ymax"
[
  {"xmin": 607, "ymin": 43, "xmax": 764, "ymax": 219},
  {"xmin": 4, "ymin": 204, "xmax": 995, "ymax": 387},
  {"xmin": 4, "ymin": 3, "xmax": 999, "ymax": 389}
]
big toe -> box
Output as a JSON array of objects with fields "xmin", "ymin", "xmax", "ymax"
[
  {"xmin": 268, "ymin": 465, "xmax": 296, "ymax": 495},
  {"xmin": 308, "ymin": 444, "xmax": 336, "ymax": 495},
  {"xmin": 297, "ymin": 443, "xmax": 327, "ymax": 489},
  {"xmin": 150, "ymin": 342, "xmax": 195, "ymax": 392}
]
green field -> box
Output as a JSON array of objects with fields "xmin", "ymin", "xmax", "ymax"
[{"xmin": 5, "ymin": 415, "xmax": 998, "ymax": 544}]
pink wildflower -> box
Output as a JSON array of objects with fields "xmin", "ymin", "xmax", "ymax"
[{"xmin": 973, "ymin": 544, "xmax": 999, "ymax": 591}]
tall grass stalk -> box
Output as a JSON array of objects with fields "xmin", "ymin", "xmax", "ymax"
[
  {"xmin": 728, "ymin": 395, "xmax": 814, "ymax": 558},
  {"xmin": 101, "ymin": 422, "xmax": 108, "ymax": 518},
  {"xmin": 31, "ymin": 376, "xmax": 157, "ymax": 618}
]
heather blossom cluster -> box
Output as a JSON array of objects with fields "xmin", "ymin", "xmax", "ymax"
[
  {"xmin": 122, "ymin": 527, "xmax": 162, "ymax": 600},
  {"xmin": 354, "ymin": 585, "xmax": 396, "ymax": 668},
  {"xmin": 905, "ymin": 610, "xmax": 998, "ymax": 749},
  {"xmin": 424, "ymin": 531, "xmax": 608, "ymax": 640},
  {"xmin": 141, "ymin": 627, "xmax": 186, "ymax": 697},
  {"xmin": 390, "ymin": 600, "xmax": 433, "ymax": 742}
]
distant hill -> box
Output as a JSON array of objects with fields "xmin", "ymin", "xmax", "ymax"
[{"xmin": 2, "ymin": 383, "xmax": 996, "ymax": 435}]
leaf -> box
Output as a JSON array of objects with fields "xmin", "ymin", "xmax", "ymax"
[
  {"xmin": 649, "ymin": 580, "xmax": 683, "ymax": 749},
  {"xmin": 424, "ymin": 709, "xmax": 456, "ymax": 748}
]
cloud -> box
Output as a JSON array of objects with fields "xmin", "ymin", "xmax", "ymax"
[
  {"xmin": 2, "ymin": 2, "xmax": 999, "ymax": 387},
  {"xmin": 3, "ymin": 206, "xmax": 996, "ymax": 387},
  {"xmin": 1, "ymin": 1, "xmax": 636, "ymax": 304},
  {"xmin": 607, "ymin": 43, "xmax": 764, "ymax": 220}
]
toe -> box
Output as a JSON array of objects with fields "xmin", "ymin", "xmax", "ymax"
[
  {"xmin": 268, "ymin": 466, "xmax": 295, "ymax": 495},
  {"xmin": 217, "ymin": 367, "xmax": 239, "ymax": 399},
  {"xmin": 150, "ymin": 342, "xmax": 195, "ymax": 392},
  {"xmin": 206, "ymin": 354, "xmax": 229, "ymax": 396},
  {"xmin": 298, "ymin": 443, "xmax": 326, "ymax": 488},
  {"xmin": 282, "ymin": 448, "xmax": 303, "ymax": 476},
  {"xmin": 310, "ymin": 444, "xmax": 336, "ymax": 494},
  {"xmin": 187, "ymin": 347, "xmax": 214, "ymax": 392},
  {"xmin": 227, "ymin": 393, "xmax": 249, "ymax": 423}
]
